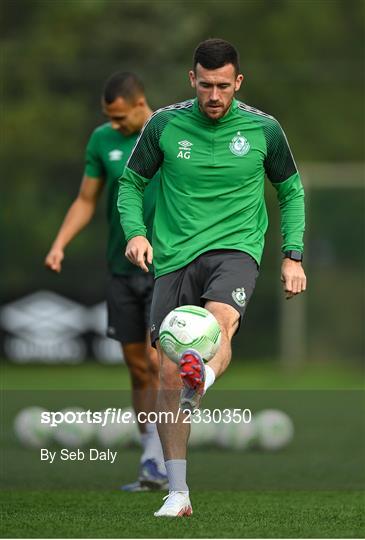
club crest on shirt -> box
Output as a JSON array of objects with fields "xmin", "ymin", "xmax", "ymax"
[
  {"xmin": 229, "ymin": 132, "xmax": 250, "ymax": 156},
  {"xmin": 232, "ymin": 287, "xmax": 246, "ymax": 307},
  {"xmin": 109, "ymin": 149, "xmax": 123, "ymax": 161}
]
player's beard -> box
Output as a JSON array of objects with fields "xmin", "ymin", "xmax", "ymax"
[{"xmin": 200, "ymin": 98, "xmax": 233, "ymax": 120}]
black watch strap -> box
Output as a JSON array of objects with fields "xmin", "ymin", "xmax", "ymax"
[{"xmin": 283, "ymin": 250, "xmax": 303, "ymax": 262}]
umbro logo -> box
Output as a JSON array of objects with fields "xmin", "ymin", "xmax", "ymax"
[
  {"xmin": 109, "ymin": 149, "xmax": 123, "ymax": 161},
  {"xmin": 177, "ymin": 140, "xmax": 193, "ymax": 159},
  {"xmin": 0, "ymin": 291, "xmax": 87, "ymax": 363},
  {"xmin": 0, "ymin": 293, "xmax": 124, "ymax": 364},
  {"xmin": 178, "ymin": 140, "xmax": 193, "ymax": 148}
]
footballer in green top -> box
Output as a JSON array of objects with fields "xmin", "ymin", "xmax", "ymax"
[
  {"xmin": 45, "ymin": 72, "xmax": 167, "ymax": 492},
  {"xmin": 85, "ymin": 122, "xmax": 157, "ymax": 276},
  {"xmin": 120, "ymin": 96, "xmax": 304, "ymax": 277},
  {"xmin": 118, "ymin": 39, "xmax": 307, "ymax": 518}
]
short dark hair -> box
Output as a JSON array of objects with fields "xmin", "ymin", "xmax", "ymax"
[
  {"xmin": 193, "ymin": 38, "xmax": 240, "ymax": 74},
  {"xmin": 103, "ymin": 72, "xmax": 145, "ymax": 104}
]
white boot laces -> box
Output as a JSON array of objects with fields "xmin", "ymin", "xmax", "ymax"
[{"xmin": 162, "ymin": 491, "xmax": 187, "ymax": 508}]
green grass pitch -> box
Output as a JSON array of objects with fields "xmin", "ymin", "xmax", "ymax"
[
  {"xmin": 1, "ymin": 490, "xmax": 364, "ymax": 538},
  {"xmin": 1, "ymin": 361, "xmax": 364, "ymax": 538}
]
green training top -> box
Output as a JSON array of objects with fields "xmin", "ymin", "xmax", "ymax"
[
  {"xmin": 118, "ymin": 98, "xmax": 305, "ymax": 278},
  {"xmin": 85, "ymin": 122, "xmax": 158, "ymax": 275}
]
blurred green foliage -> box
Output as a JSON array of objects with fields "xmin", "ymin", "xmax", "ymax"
[{"xmin": 1, "ymin": 0, "xmax": 364, "ymax": 361}]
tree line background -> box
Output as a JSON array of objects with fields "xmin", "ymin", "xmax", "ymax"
[{"xmin": 1, "ymin": 0, "xmax": 364, "ymax": 362}]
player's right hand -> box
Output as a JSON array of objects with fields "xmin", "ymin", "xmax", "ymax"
[
  {"xmin": 44, "ymin": 247, "xmax": 64, "ymax": 273},
  {"xmin": 125, "ymin": 236, "xmax": 153, "ymax": 273}
]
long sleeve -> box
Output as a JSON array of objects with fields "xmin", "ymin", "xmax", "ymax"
[
  {"xmin": 263, "ymin": 118, "xmax": 305, "ymax": 252},
  {"xmin": 271, "ymin": 173, "xmax": 305, "ymax": 251}
]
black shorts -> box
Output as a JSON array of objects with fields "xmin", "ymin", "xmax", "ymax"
[
  {"xmin": 150, "ymin": 250, "xmax": 259, "ymax": 346},
  {"xmin": 106, "ymin": 273, "xmax": 154, "ymax": 344}
]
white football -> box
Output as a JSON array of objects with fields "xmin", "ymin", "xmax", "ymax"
[
  {"xmin": 159, "ymin": 305, "xmax": 221, "ymax": 364},
  {"xmin": 96, "ymin": 407, "xmax": 139, "ymax": 448},
  {"xmin": 14, "ymin": 406, "xmax": 53, "ymax": 448},
  {"xmin": 189, "ymin": 417, "xmax": 217, "ymax": 448},
  {"xmin": 255, "ymin": 409, "xmax": 294, "ymax": 451},
  {"xmin": 53, "ymin": 407, "xmax": 95, "ymax": 448},
  {"xmin": 216, "ymin": 411, "xmax": 257, "ymax": 450}
]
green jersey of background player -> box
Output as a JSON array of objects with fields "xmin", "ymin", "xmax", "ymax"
[
  {"xmin": 118, "ymin": 39, "xmax": 307, "ymax": 517},
  {"xmin": 45, "ymin": 72, "xmax": 167, "ymax": 491}
]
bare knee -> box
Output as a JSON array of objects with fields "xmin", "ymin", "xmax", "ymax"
[
  {"xmin": 204, "ymin": 301, "xmax": 239, "ymax": 339},
  {"xmin": 123, "ymin": 343, "xmax": 150, "ymax": 390},
  {"xmin": 160, "ymin": 361, "xmax": 181, "ymax": 390},
  {"xmin": 157, "ymin": 344, "xmax": 181, "ymax": 390},
  {"xmin": 203, "ymin": 301, "xmax": 239, "ymax": 377},
  {"xmin": 146, "ymin": 345, "xmax": 160, "ymax": 379}
]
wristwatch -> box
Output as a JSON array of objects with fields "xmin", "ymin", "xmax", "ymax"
[{"xmin": 283, "ymin": 250, "xmax": 303, "ymax": 262}]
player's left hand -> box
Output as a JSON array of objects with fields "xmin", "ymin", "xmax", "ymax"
[{"xmin": 280, "ymin": 259, "xmax": 307, "ymax": 300}]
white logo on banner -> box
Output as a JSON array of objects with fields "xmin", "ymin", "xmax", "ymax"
[{"xmin": 0, "ymin": 291, "xmax": 87, "ymax": 363}]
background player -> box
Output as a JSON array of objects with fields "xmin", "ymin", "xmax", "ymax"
[{"xmin": 45, "ymin": 72, "xmax": 167, "ymax": 491}]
